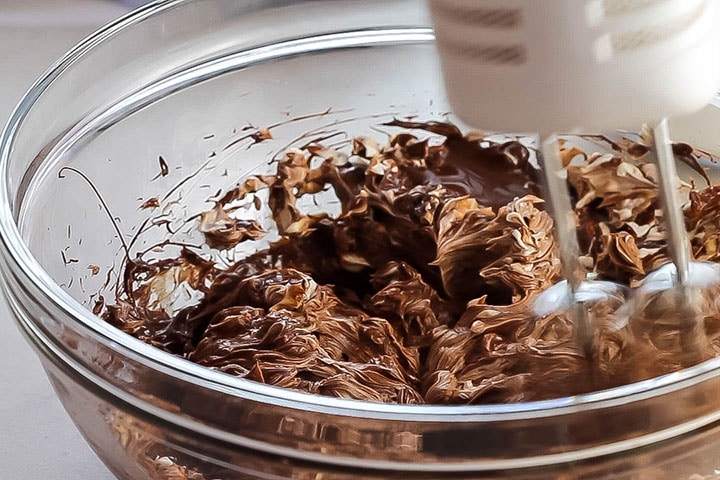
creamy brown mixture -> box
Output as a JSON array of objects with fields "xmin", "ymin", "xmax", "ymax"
[{"xmin": 103, "ymin": 120, "xmax": 720, "ymax": 404}]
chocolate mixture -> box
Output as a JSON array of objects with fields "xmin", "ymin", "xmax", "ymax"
[{"xmin": 103, "ymin": 121, "xmax": 720, "ymax": 404}]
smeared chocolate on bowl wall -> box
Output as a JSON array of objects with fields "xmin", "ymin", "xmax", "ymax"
[{"xmin": 101, "ymin": 120, "xmax": 720, "ymax": 404}]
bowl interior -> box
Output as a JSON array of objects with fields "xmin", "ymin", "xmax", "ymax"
[{"xmin": 17, "ymin": 28, "xmax": 449, "ymax": 310}]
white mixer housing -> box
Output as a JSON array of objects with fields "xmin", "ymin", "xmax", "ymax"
[{"xmin": 429, "ymin": 0, "xmax": 720, "ymax": 133}]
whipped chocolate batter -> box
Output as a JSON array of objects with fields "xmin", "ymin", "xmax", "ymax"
[{"xmin": 104, "ymin": 121, "xmax": 720, "ymax": 404}]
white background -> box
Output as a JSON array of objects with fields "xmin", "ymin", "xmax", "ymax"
[{"xmin": 0, "ymin": 2, "xmax": 134, "ymax": 478}]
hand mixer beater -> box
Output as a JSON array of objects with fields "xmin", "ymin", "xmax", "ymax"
[{"xmin": 429, "ymin": 0, "xmax": 720, "ymax": 358}]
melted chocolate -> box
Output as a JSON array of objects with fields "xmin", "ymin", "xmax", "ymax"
[
  {"xmin": 104, "ymin": 121, "xmax": 720, "ymax": 405},
  {"xmin": 384, "ymin": 119, "xmax": 539, "ymax": 207}
]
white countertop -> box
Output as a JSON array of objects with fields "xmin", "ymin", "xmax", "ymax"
[{"xmin": 0, "ymin": 2, "xmax": 131, "ymax": 478}]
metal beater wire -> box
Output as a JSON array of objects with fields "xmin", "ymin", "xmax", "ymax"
[{"xmin": 538, "ymin": 135, "xmax": 592, "ymax": 357}]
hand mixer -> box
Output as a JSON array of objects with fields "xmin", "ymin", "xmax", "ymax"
[{"xmin": 429, "ymin": 0, "xmax": 720, "ymax": 356}]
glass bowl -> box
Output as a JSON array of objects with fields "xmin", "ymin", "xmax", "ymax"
[{"xmin": 3, "ymin": 1, "xmax": 720, "ymax": 478}]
